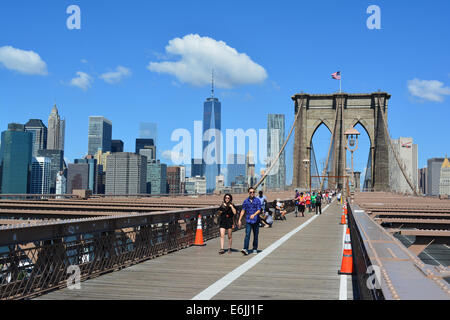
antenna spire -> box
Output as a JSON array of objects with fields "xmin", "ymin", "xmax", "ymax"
[{"xmin": 211, "ymin": 68, "xmax": 215, "ymax": 98}]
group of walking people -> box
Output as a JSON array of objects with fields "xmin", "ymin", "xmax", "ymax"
[
  {"xmin": 217, "ymin": 188, "xmax": 277, "ymax": 256},
  {"xmin": 216, "ymin": 188, "xmax": 341, "ymax": 256},
  {"xmin": 294, "ymin": 189, "xmax": 338, "ymax": 217}
]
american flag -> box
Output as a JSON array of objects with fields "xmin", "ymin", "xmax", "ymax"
[{"xmin": 331, "ymin": 71, "xmax": 341, "ymax": 80}]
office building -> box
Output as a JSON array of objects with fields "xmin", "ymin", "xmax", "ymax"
[
  {"xmin": 439, "ymin": 156, "xmax": 450, "ymax": 196},
  {"xmin": 215, "ymin": 174, "xmax": 225, "ymax": 193},
  {"xmin": 75, "ymin": 157, "xmax": 98, "ymax": 193},
  {"xmin": 136, "ymin": 138, "xmax": 156, "ymax": 162},
  {"xmin": 185, "ymin": 176, "xmax": 207, "ymax": 195},
  {"xmin": 31, "ymin": 157, "xmax": 51, "ymax": 194},
  {"xmin": 111, "ymin": 140, "xmax": 124, "ymax": 153},
  {"xmin": 246, "ymin": 151, "xmax": 256, "ymax": 188},
  {"xmin": 266, "ymin": 114, "xmax": 286, "ymax": 190},
  {"xmin": 67, "ymin": 163, "xmax": 89, "ymax": 193},
  {"xmin": 25, "ymin": 119, "xmax": 47, "ymax": 157},
  {"xmin": 167, "ymin": 166, "xmax": 182, "ymax": 194},
  {"xmin": 47, "ymin": 105, "xmax": 65, "ymax": 151},
  {"xmin": 88, "ymin": 116, "xmax": 112, "ymax": 156},
  {"xmin": 191, "ymin": 158, "xmax": 204, "ymax": 177},
  {"xmin": 147, "ymin": 160, "xmax": 167, "ymax": 195},
  {"xmin": 0, "ymin": 124, "xmax": 33, "ymax": 194},
  {"xmin": 427, "ymin": 158, "xmax": 445, "ymax": 196},
  {"xmin": 226, "ymin": 154, "xmax": 245, "ymax": 187},
  {"xmin": 419, "ymin": 168, "xmax": 428, "ymax": 196},
  {"xmin": 105, "ymin": 153, "xmax": 147, "ymax": 195},
  {"xmin": 202, "ymin": 84, "xmax": 221, "ymax": 193},
  {"xmin": 56, "ymin": 171, "xmax": 67, "ymax": 196},
  {"xmin": 389, "ymin": 137, "xmax": 418, "ymax": 194},
  {"xmin": 37, "ymin": 149, "xmax": 64, "ymax": 194}
]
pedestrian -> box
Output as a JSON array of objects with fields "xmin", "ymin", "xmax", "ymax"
[
  {"xmin": 218, "ymin": 194, "xmax": 237, "ymax": 254},
  {"xmin": 315, "ymin": 191, "xmax": 322, "ymax": 215},
  {"xmin": 298, "ymin": 192, "xmax": 306, "ymax": 217},
  {"xmin": 305, "ymin": 193, "xmax": 311, "ymax": 212},
  {"xmin": 257, "ymin": 190, "xmax": 268, "ymax": 215},
  {"xmin": 337, "ymin": 190, "xmax": 342, "ymax": 203},
  {"xmin": 238, "ymin": 187, "xmax": 262, "ymax": 255},
  {"xmin": 294, "ymin": 190, "xmax": 300, "ymax": 217},
  {"xmin": 311, "ymin": 192, "xmax": 317, "ymax": 211}
]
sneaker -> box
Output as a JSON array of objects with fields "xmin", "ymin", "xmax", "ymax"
[
  {"xmin": 241, "ymin": 249, "xmax": 248, "ymax": 256},
  {"xmin": 219, "ymin": 249, "xmax": 225, "ymax": 255},
  {"xmin": 253, "ymin": 250, "xmax": 258, "ymax": 254}
]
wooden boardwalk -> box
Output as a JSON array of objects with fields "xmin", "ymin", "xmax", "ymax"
[{"xmin": 36, "ymin": 201, "xmax": 354, "ymax": 300}]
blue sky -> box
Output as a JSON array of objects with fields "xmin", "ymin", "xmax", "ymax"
[{"xmin": 1, "ymin": 0, "xmax": 449, "ymax": 184}]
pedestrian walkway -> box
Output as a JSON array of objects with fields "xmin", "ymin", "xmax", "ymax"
[{"xmin": 36, "ymin": 200, "xmax": 354, "ymax": 300}]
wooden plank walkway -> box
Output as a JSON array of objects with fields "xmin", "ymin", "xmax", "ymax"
[{"xmin": 36, "ymin": 201, "xmax": 354, "ymax": 300}]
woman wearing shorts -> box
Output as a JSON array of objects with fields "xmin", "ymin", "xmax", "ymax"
[{"xmin": 218, "ymin": 194, "xmax": 237, "ymax": 254}]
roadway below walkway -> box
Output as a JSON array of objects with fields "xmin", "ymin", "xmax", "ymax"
[{"xmin": 36, "ymin": 200, "xmax": 355, "ymax": 300}]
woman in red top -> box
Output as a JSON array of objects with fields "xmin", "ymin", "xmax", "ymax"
[{"xmin": 305, "ymin": 193, "xmax": 311, "ymax": 212}]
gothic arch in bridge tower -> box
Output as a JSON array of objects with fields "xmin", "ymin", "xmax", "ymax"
[{"xmin": 292, "ymin": 92, "xmax": 391, "ymax": 192}]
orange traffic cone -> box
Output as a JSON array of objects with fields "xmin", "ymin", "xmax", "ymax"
[
  {"xmin": 340, "ymin": 206, "xmax": 347, "ymax": 225},
  {"xmin": 193, "ymin": 214, "xmax": 206, "ymax": 246},
  {"xmin": 338, "ymin": 228, "xmax": 353, "ymax": 275},
  {"xmin": 344, "ymin": 203, "xmax": 348, "ymax": 215}
]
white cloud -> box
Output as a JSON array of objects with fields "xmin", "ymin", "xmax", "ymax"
[
  {"xmin": 99, "ymin": 66, "xmax": 131, "ymax": 84},
  {"xmin": 70, "ymin": 71, "xmax": 93, "ymax": 91},
  {"xmin": 147, "ymin": 34, "xmax": 268, "ymax": 89},
  {"xmin": 0, "ymin": 45, "xmax": 48, "ymax": 75},
  {"xmin": 407, "ymin": 78, "xmax": 450, "ymax": 102}
]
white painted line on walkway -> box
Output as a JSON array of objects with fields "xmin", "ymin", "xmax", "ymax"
[
  {"xmin": 192, "ymin": 203, "xmax": 333, "ymax": 300},
  {"xmin": 339, "ymin": 223, "xmax": 347, "ymax": 300}
]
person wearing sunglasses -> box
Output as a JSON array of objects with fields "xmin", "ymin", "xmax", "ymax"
[
  {"xmin": 238, "ymin": 187, "xmax": 262, "ymax": 255},
  {"xmin": 218, "ymin": 194, "xmax": 237, "ymax": 254}
]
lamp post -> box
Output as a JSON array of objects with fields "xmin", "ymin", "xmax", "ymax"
[
  {"xmin": 303, "ymin": 159, "xmax": 310, "ymax": 192},
  {"xmin": 344, "ymin": 127, "xmax": 360, "ymax": 198}
]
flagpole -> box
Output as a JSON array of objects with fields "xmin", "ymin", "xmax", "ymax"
[{"xmin": 340, "ymin": 71, "xmax": 342, "ymax": 93}]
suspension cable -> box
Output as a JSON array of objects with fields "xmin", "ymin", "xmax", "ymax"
[{"xmin": 376, "ymin": 95, "xmax": 419, "ymax": 196}]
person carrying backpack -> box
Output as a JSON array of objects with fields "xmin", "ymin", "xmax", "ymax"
[{"xmin": 315, "ymin": 191, "xmax": 323, "ymax": 215}]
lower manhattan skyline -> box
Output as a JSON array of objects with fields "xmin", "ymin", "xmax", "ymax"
[{"xmin": 0, "ymin": 1, "xmax": 449, "ymax": 186}]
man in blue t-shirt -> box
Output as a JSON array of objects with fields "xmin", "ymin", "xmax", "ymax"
[{"xmin": 238, "ymin": 187, "xmax": 262, "ymax": 255}]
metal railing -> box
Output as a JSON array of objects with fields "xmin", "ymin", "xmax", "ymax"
[{"xmin": 0, "ymin": 199, "xmax": 294, "ymax": 300}]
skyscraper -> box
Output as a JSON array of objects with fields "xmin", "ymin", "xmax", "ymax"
[
  {"xmin": 56, "ymin": 171, "xmax": 67, "ymax": 197},
  {"xmin": 136, "ymin": 139, "xmax": 156, "ymax": 161},
  {"xmin": 191, "ymin": 158, "xmax": 204, "ymax": 177},
  {"xmin": 88, "ymin": 116, "xmax": 112, "ymax": 156},
  {"xmin": 47, "ymin": 105, "xmax": 65, "ymax": 151},
  {"xmin": 439, "ymin": 156, "xmax": 450, "ymax": 196},
  {"xmin": 67, "ymin": 163, "xmax": 89, "ymax": 193},
  {"xmin": 267, "ymin": 114, "xmax": 286, "ymax": 191},
  {"xmin": 226, "ymin": 154, "xmax": 246, "ymax": 187},
  {"xmin": 202, "ymin": 82, "xmax": 221, "ymax": 193},
  {"xmin": 389, "ymin": 137, "xmax": 418, "ymax": 194},
  {"xmin": 37, "ymin": 149, "xmax": 63, "ymax": 194},
  {"xmin": 427, "ymin": 158, "xmax": 445, "ymax": 196},
  {"xmin": 111, "ymin": 140, "xmax": 124, "ymax": 153},
  {"xmin": 0, "ymin": 124, "xmax": 33, "ymax": 194},
  {"xmin": 147, "ymin": 160, "xmax": 167, "ymax": 195},
  {"xmin": 418, "ymin": 167, "xmax": 428, "ymax": 195},
  {"xmin": 167, "ymin": 166, "xmax": 182, "ymax": 194},
  {"xmin": 75, "ymin": 157, "xmax": 98, "ymax": 193},
  {"xmin": 105, "ymin": 153, "xmax": 147, "ymax": 195},
  {"xmin": 245, "ymin": 151, "xmax": 256, "ymax": 188},
  {"xmin": 25, "ymin": 119, "xmax": 47, "ymax": 157},
  {"xmin": 31, "ymin": 157, "xmax": 51, "ymax": 194}
]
